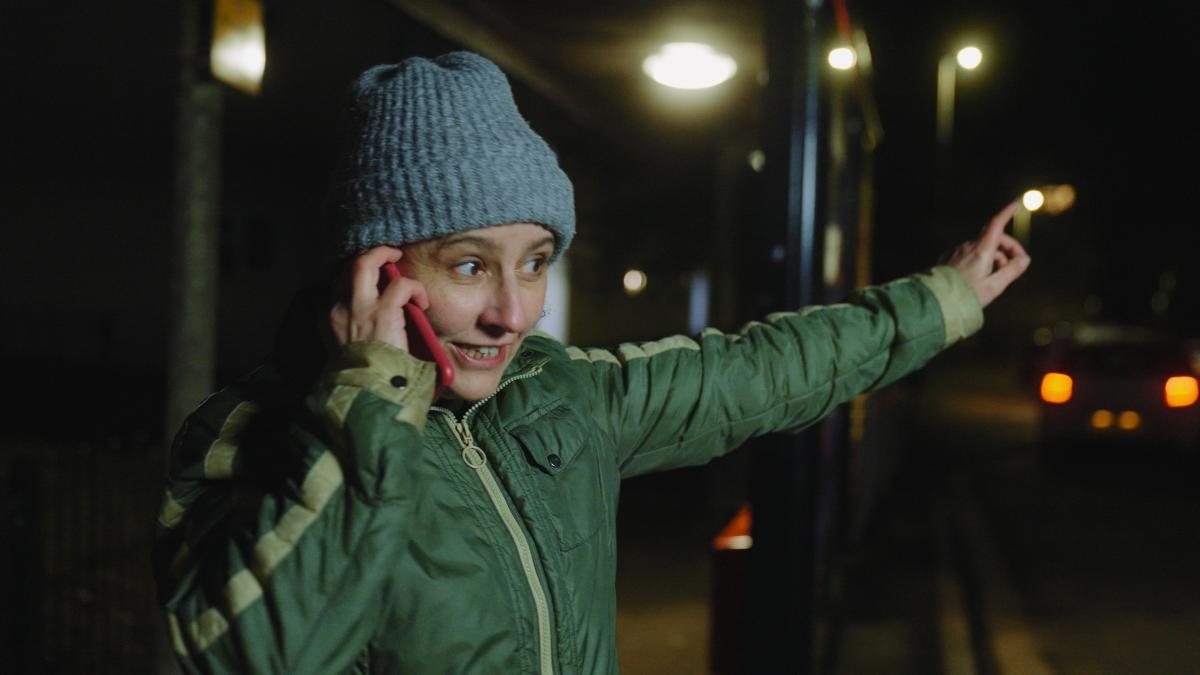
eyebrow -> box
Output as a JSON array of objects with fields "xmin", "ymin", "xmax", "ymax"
[{"xmin": 436, "ymin": 233, "xmax": 556, "ymax": 255}]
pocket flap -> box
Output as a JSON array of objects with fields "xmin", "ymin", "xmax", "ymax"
[{"xmin": 506, "ymin": 403, "xmax": 586, "ymax": 474}]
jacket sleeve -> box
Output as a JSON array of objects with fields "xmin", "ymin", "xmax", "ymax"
[
  {"xmin": 575, "ymin": 266, "xmax": 982, "ymax": 478},
  {"xmin": 153, "ymin": 341, "xmax": 436, "ymax": 674}
]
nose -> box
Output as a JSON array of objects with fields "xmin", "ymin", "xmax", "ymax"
[{"xmin": 479, "ymin": 275, "xmax": 530, "ymax": 337}]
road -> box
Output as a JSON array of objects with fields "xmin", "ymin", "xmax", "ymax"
[{"xmin": 917, "ymin": 358, "xmax": 1200, "ymax": 674}]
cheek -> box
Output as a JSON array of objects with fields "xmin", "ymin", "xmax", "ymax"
[
  {"xmin": 422, "ymin": 285, "xmax": 483, "ymax": 336},
  {"xmin": 524, "ymin": 287, "xmax": 548, "ymax": 324}
]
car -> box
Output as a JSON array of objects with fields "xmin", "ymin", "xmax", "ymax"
[{"xmin": 1035, "ymin": 327, "xmax": 1200, "ymax": 464}]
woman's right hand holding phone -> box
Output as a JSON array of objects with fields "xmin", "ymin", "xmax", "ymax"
[{"xmin": 329, "ymin": 246, "xmax": 429, "ymax": 353}]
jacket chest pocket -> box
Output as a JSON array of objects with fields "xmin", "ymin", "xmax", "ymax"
[{"xmin": 506, "ymin": 407, "xmax": 607, "ymax": 551}]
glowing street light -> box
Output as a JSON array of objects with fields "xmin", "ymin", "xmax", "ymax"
[
  {"xmin": 643, "ymin": 43, "xmax": 738, "ymax": 90},
  {"xmin": 956, "ymin": 46, "xmax": 983, "ymax": 70},
  {"xmin": 623, "ymin": 269, "xmax": 648, "ymax": 296},
  {"xmin": 1014, "ymin": 184, "xmax": 1075, "ymax": 244},
  {"xmin": 934, "ymin": 41, "xmax": 986, "ymax": 224},
  {"xmin": 210, "ymin": 0, "xmax": 266, "ymax": 95},
  {"xmin": 828, "ymin": 47, "xmax": 857, "ymax": 71},
  {"xmin": 937, "ymin": 44, "xmax": 984, "ymax": 151}
]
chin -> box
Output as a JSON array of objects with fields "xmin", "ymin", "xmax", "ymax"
[{"xmin": 444, "ymin": 374, "xmax": 504, "ymax": 403}]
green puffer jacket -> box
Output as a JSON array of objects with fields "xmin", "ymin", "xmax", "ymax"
[{"xmin": 154, "ymin": 266, "xmax": 981, "ymax": 674}]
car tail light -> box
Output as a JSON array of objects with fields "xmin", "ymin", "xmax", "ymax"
[
  {"xmin": 1165, "ymin": 376, "xmax": 1199, "ymax": 408},
  {"xmin": 1040, "ymin": 372, "xmax": 1073, "ymax": 403},
  {"xmin": 1118, "ymin": 410, "xmax": 1141, "ymax": 430},
  {"xmin": 1090, "ymin": 409, "xmax": 1113, "ymax": 429}
]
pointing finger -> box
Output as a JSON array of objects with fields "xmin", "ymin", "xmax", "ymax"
[{"xmin": 980, "ymin": 201, "xmax": 1020, "ymax": 249}]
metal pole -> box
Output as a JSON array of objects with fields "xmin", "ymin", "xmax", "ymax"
[
  {"xmin": 936, "ymin": 55, "xmax": 956, "ymax": 154},
  {"xmin": 165, "ymin": 0, "xmax": 223, "ymax": 454},
  {"xmin": 746, "ymin": 0, "xmax": 824, "ymax": 672},
  {"xmin": 935, "ymin": 54, "xmax": 956, "ymax": 224}
]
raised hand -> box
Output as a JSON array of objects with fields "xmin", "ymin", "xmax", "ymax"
[
  {"xmin": 947, "ymin": 202, "xmax": 1032, "ymax": 308},
  {"xmin": 329, "ymin": 246, "xmax": 430, "ymax": 351}
]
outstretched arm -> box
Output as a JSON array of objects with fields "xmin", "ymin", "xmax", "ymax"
[{"xmin": 575, "ymin": 204, "xmax": 1030, "ymax": 478}]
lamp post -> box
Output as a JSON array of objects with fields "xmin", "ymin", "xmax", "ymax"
[
  {"xmin": 1013, "ymin": 189, "xmax": 1043, "ymax": 244},
  {"xmin": 935, "ymin": 46, "xmax": 982, "ymax": 221},
  {"xmin": 936, "ymin": 46, "xmax": 982, "ymax": 154},
  {"xmin": 1014, "ymin": 184, "xmax": 1075, "ymax": 245}
]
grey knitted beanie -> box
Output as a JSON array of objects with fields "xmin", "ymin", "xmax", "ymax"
[{"xmin": 329, "ymin": 52, "xmax": 575, "ymax": 261}]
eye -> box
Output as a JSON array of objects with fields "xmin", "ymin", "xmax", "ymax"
[
  {"xmin": 521, "ymin": 256, "xmax": 547, "ymax": 274},
  {"xmin": 452, "ymin": 260, "xmax": 483, "ymax": 276}
]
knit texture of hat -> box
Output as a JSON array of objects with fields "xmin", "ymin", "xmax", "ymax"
[{"xmin": 329, "ymin": 52, "xmax": 575, "ymax": 261}]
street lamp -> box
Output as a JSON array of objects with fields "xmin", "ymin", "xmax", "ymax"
[
  {"xmin": 936, "ymin": 44, "xmax": 983, "ymax": 153},
  {"xmin": 643, "ymin": 43, "xmax": 738, "ymax": 89},
  {"xmin": 934, "ymin": 43, "xmax": 984, "ymax": 224},
  {"xmin": 827, "ymin": 47, "xmax": 856, "ymax": 71},
  {"xmin": 1014, "ymin": 189, "xmax": 1043, "ymax": 243},
  {"xmin": 210, "ymin": 0, "xmax": 266, "ymax": 95},
  {"xmin": 956, "ymin": 46, "xmax": 983, "ymax": 70},
  {"xmin": 1014, "ymin": 184, "xmax": 1075, "ymax": 244}
]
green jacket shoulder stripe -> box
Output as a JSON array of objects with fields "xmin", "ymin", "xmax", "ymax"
[{"xmin": 171, "ymin": 450, "xmax": 345, "ymax": 656}]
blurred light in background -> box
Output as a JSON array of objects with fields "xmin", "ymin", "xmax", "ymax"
[
  {"xmin": 688, "ymin": 270, "xmax": 710, "ymax": 335},
  {"xmin": 1040, "ymin": 372, "xmax": 1073, "ymax": 403},
  {"xmin": 1159, "ymin": 271, "xmax": 1178, "ymax": 291},
  {"xmin": 1152, "ymin": 290, "xmax": 1170, "ymax": 314},
  {"xmin": 747, "ymin": 149, "xmax": 766, "ymax": 173},
  {"xmin": 1118, "ymin": 410, "xmax": 1141, "ymax": 430},
  {"xmin": 1165, "ymin": 376, "xmax": 1199, "ymax": 408},
  {"xmin": 643, "ymin": 43, "xmax": 737, "ymax": 89},
  {"xmin": 623, "ymin": 269, "xmax": 648, "ymax": 296},
  {"xmin": 823, "ymin": 224, "xmax": 843, "ymax": 287},
  {"xmin": 1041, "ymin": 184, "xmax": 1077, "ymax": 214},
  {"xmin": 828, "ymin": 47, "xmax": 857, "ymax": 70},
  {"xmin": 712, "ymin": 505, "xmax": 753, "ymax": 551},
  {"xmin": 211, "ymin": 0, "xmax": 266, "ymax": 95},
  {"xmin": 1022, "ymin": 189, "xmax": 1045, "ymax": 211},
  {"xmin": 1090, "ymin": 409, "xmax": 1114, "ymax": 429},
  {"xmin": 1033, "ymin": 326, "xmax": 1054, "ymax": 346},
  {"xmin": 957, "ymin": 46, "xmax": 983, "ymax": 70},
  {"xmin": 540, "ymin": 258, "xmax": 571, "ymax": 342}
]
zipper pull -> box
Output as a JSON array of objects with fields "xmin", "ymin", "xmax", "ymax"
[
  {"xmin": 450, "ymin": 417, "xmax": 487, "ymax": 469},
  {"xmin": 461, "ymin": 443, "xmax": 487, "ymax": 469},
  {"xmin": 451, "ymin": 418, "xmax": 473, "ymax": 446}
]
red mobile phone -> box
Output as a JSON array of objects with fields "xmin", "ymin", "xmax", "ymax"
[{"xmin": 380, "ymin": 262, "xmax": 455, "ymax": 393}]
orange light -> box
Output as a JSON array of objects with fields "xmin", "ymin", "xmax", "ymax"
[
  {"xmin": 1118, "ymin": 411, "xmax": 1141, "ymax": 430},
  {"xmin": 1165, "ymin": 376, "xmax": 1199, "ymax": 408},
  {"xmin": 713, "ymin": 504, "xmax": 753, "ymax": 551},
  {"xmin": 1090, "ymin": 409, "xmax": 1113, "ymax": 429},
  {"xmin": 1040, "ymin": 372, "xmax": 1073, "ymax": 403}
]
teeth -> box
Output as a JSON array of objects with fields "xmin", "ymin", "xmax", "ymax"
[{"xmin": 463, "ymin": 346, "xmax": 500, "ymax": 359}]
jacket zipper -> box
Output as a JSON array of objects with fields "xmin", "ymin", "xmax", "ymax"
[{"xmin": 430, "ymin": 359, "xmax": 554, "ymax": 675}]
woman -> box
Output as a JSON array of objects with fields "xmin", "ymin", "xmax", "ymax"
[{"xmin": 154, "ymin": 52, "xmax": 1029, "ymax": 674}]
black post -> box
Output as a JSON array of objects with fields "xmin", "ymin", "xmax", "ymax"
[
  {"xmin": 165, "ymin": 0, "xmax": 223, "ymax": 454},
  {"xmin": 744, "ymin": 0, "xmax": 824, "ymax": 673}
]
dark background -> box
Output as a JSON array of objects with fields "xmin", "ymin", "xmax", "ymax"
[
  {"xmin": 5, "ymin": 1, "xmax": 1196, "ymax": 388},
  {"xmin": 2, "ymin": 0, "xmax": 1197, "ymax": 672}
]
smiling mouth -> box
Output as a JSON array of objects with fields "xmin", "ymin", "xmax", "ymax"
[
  {"xmin": 450, "ymin": 343, "xmax": 508, "ymax": 366},
  {"xmin": 461, "ymin": 345, "xmax": 500, "ymax": 359}
]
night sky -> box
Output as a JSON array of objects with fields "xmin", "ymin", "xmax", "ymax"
[
  {"xmin": 3, "ymin": 1, "xmax": 1197, "ymax": 397},
  {"xmin": 862, "ymin": 1, "xmax": 1198, "ymax": 326}
]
